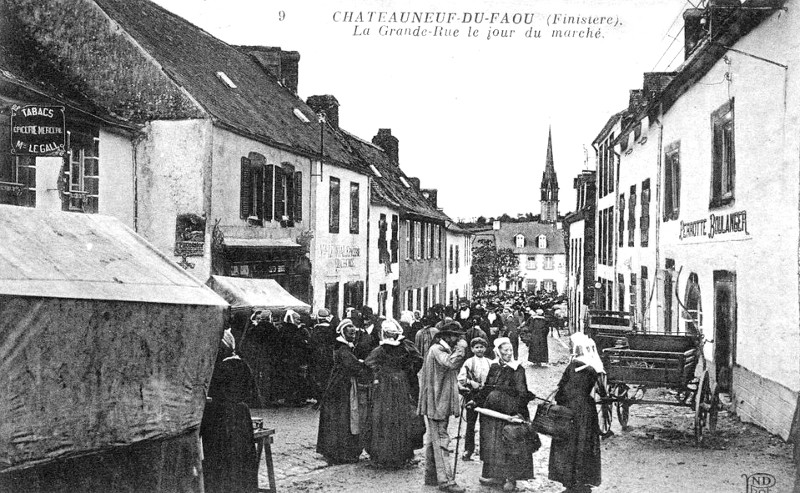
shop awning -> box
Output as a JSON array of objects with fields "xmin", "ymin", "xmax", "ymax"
[
  {"xmin": 207, "ymin": 275, "xmax": 310, "ymax": 315},
  {"xmin": 224, "ymin": 237, "xmax": 301, "ymax": 248}
]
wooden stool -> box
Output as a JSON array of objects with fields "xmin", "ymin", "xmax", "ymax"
[{"xmin": 253, "ymin": 428, "xmax": 276, "ymax": 493}]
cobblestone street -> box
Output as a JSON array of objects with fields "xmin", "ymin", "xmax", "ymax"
[{"xmin": 252, "ymin": 335, "xmax": 795, "ymax": 493}]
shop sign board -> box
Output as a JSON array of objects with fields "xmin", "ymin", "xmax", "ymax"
[{"xmin": 10, "ymin": 105, "xmax": 66, "ymax": 156}]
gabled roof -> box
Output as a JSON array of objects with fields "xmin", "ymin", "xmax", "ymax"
[
  {"xmin": 340, "ymin": 130, "xmax": 450, "ymax": 222},
  {"xmin": 592, "ymin": 109, "xmax": 626, "ymax": 146},
  {"xmin": 474, "ymin": 221, "xmax": 565, "ymax": 255}
]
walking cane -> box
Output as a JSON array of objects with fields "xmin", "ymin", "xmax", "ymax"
[{"xmin": 452, "ymin": 396, "xmax": 467, "ymax": 479}]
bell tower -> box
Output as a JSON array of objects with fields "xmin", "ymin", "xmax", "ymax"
[{"xmin": 540, "ymin": 127, "xmax": 559, "ymax": 223}]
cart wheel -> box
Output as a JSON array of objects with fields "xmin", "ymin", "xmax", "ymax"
[{"xmin": 694, "ymin": 371, "xmax": 712, "ymax": 443}]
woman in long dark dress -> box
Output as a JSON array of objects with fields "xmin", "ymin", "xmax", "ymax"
[
  {"xmin": 476, "ymin": 337, "xmax": 535, "ymax": 492},
  {"xmin": 316, "ymin": 319, "xmax": 365, "ymax": 464},
  {"xmin": 549, "ymin": 333, "xmax": 607, "ymax": 493},
  {"xmin": 522, "ymin": 308, "xmax": 549, "ymax": 366},
  {"xmin": 364, "ymin": 319, "xmax": 424, "ymax": 467},
  {"xmin": 200, "ymin": 329, "xmax": 262, "ymax": 493}
]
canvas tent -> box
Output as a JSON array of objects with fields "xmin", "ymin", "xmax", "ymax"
[
  {"xmin": 0, "ymin": 205, "xmax": 229, "ymax": 492},
  {"xmin": 207, "ymin": 275, "xmax": 310, "ymax": 316}
]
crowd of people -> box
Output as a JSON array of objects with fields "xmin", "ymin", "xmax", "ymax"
[{"xmin": 200, "ymin": 290, "xmax": 607, "ymax": 493}]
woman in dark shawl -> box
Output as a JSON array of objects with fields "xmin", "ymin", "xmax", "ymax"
[
  {"xmin": 521, "ymin": 308, "xmax": 549, "ymax": 366},
  {"xmin": 548, "ymin": 333, "xmax": 607, "ymax": 493},
  {"xmin": 200, "ymin": 329, "xmax": 262, "ymax": 493},
  {"xmin": 364, "ymin": 319, "xmax": 424, "ymax": 467},
  {"xmin": 475, "ymin": 337, "xmax": 535, "ymax": 492},
  {"xmin": 316, "ymin": 318, "xmax": 365, "ymax": 464}
]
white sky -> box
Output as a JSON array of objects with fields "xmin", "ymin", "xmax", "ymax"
[{"xmin": 152, "ymin": 0, "xmax": 690, "ymax": 221}]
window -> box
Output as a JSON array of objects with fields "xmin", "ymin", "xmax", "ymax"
[
  {"xmin": 378, "ymin": 214, "xmax": 389, "ymax": 264},
  {"xmin": 628, "ymin": 185, "xmax": 636, "ymax": 247},
  {"xmin": 240, "ymin": 156, "xmax": 302, "ymax": 225},
  {"xmin": 640, "ymin": 267, "xmax": 649, "ymax": 330},
  {"xmin": 538, "ymin": 235, "xmax": 547, "ymax": 249},
  {"xmin": 618, "ymin": 194, "xmax": 625, "ymax": 248},
  {"xmin": 683, "ymin": 273, "xmax": 703, "ymax": 335},
  {"xmin": 420, "ymin": 222, "xmax": 427, "ymax": 259},
  {"xmin": 711, "ymin": 99, "xmax": 735, "ymax": 208},
  {"xmin": 640, "ymin": 179, "xmax": 650, "ymax": 247},
  {"xmin": 455, "ymin": 245, "xmax": 460, "ymax": 272},
  {"xmin": 66, "ymin": 129, "xmax": 100, "ymax": 213},
  {"xmin": 449, "ymin": 244, "xmax": 454, "ymax": 273},
  {"xmin": 343, "ymin": 281, "xmax": 364, "ymax": 310},
  {"xmin": 433, "ymin": 225, "xmax": 440, "ymax": 259},
  {"xmin": 437, "ymin": 225, "xmax": 442, "ymax": 258},
  {"xmin": 325, "ymin": 282, "xmax": 340, "ymax": 319},
  {"xmin": 515, "ymin": 234, "xmax": 525, "ymax": 248},
  {"xmin": 0, "ymin": 155, "xmax": 36, "ymax": 207},
  {"xmin": 378, "ymin": 284, "xmax": 387, "ymax": 317},
  {"xmin": 618, "ymin": 274, "xmax": 626, "ymax": 312},
  {"xmin": 416, "ymin": 288, "xmax": 422, "ymax": 311},
  {"xmin": 390, "ymin": 215, "xmax": 399, "ymax": 263},
  {"xmin": 349, "ymin": 182, "xmax": 360, "ymax": 234},
  {"xmin": 329, "ymin": 177, "xmax": 340, "ymax": 233},
  {"xmin": 664, "ymin": 141, "xmax": 680, "ymax": 221},
  {"xmin": 544, "ymin": 255, "xmax": 554, "ymax": 270},
  {"xmin": 527, "ymin": 256, "xmax": 537, "ymax": 270},
  {"xmin": 415, "ymin": 221, "xmax": 422, "ymax": 260}
]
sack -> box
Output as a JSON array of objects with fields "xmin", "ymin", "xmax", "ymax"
[
  {"xmin": 501, "ymin": 422, "xmax": 541, "ymax": 454},
  {"xmin": 531, "ymin": 402, "xmax": 575, "ymax": 440}
]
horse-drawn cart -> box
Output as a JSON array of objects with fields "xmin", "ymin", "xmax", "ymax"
[{"xmin": 587, "ymin": 310, "xmax": 719, "ymax": 443}]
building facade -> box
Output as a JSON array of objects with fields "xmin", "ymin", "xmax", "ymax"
[
  {"xmin": 564, "ymin": 170, "xmax": 596, "ymax": 333},
  {"xmin": 592, "ymin": 0, "xmax": 800, "ymax": 439},
  {"xmin": 445, "ymin": 221, "xmax": 473, "ymax": 307}
]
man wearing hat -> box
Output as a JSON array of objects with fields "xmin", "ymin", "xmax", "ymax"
[{"xmin": 418, "ymin": 322, "xmax": 468, "ymax": 492}]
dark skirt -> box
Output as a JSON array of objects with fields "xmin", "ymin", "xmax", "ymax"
[
  {"xmin": 528, "ymin": 327, "xmax": 549, "ymax": 364},
  {"xmin": 479, "ymin": 414, "xmax": 534, "ymax": 480},
  {"xmin": 317, "ymin": 383, "xmax": 361, "ymax": 463},
  {"xmin": 200, "ymin": 400, "xmax": 258, "ymax": 493},
  {"xmin": 367, "ymin": 370, "xmax": 421, "ymax": 467},
  {"xmin": 548, "ymin": 398, "xmax": 602, "ymax": 487}
]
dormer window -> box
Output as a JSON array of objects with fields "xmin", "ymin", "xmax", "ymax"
[
  {"xmin": 515, "ymin": 234, "xmax": 525, "ymax": 248},
  {"xmin": 538, "ymin": 235, "xmax": 547, "ymax": 249}
]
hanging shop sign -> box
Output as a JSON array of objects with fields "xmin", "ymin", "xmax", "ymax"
[
  {"xmin": 10, "ymin": 105, "xmax": 66, "ymax": 156},
  {"xmin": 679, "ymin": 210, "xmax": 749, "ymax": 241}
]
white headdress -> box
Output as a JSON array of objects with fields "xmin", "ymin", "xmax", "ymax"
[
  {"xmin": 379, "ymin": 319, "xmax": 405, "ymax": 346},
  {"xmin": 570, "ymin": 332, "xmax": 605, "ymax": 374}
]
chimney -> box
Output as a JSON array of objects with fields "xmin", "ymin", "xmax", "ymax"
[
  {"xmin": 683, "ymin": 9, "xmax": 706, "ymax": 58},
  {"xmin": 238, "ymin": 46, "xmax": 300, "ymax": 94},
  {"xmin": 408, "ymin": 177, "xmax": 421, "ymax": 190},
  {"xmin": 372, "ymin": 129, "xmax": 399, "ymax": 164},
  {"xmin": 307, "ymin": 95, "xmax": 340, "ymax": 129},
  {"xmin": 422, "ymin": 188, "xmax": 438, "ymax": 208}
]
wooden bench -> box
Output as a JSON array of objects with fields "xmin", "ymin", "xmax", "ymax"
[{"xmin": 253, "ymin": 428, "xmax": 276, "ymax": 493}]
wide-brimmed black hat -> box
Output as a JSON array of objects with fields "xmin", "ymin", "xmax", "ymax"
[{"xmin": 436, "ymin": 320, "xmax": 464, "ymax": 338}]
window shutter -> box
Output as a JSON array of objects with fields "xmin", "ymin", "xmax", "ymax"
[
  {"xmin": 240, "ymin": 157, "xmax": 252, "ymax": 219},
  {"xmin": 285, "ymin": 168, "xmax": 294, "ymax": 221},
  {"xmin": 663, "ymin": 155, "xmax": 672, "ymax": 221},
  {"xmin": 274, "ymin": 166, "xmax": 285, "ymax": 220},
  {"xmin": 294, "ymin": 171, "xmax": 303, "ymax": 221},
  {"xmin": 264, "ymin": 165, "xmax": 274, "ymax": 220},
  {"xmin": 674, "ymin": 152, "xmax": 681, "ymax": 219}
]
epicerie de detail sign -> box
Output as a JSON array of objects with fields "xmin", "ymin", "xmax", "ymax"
[{"xmin": 10, "ymin": 105, "xmax": 66, "ymax": 156}]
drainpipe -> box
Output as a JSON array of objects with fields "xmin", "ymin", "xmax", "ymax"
[
  {"xmin": 649, "ymin": 108, "xmax": 665, "ymax": 331},
  {"xmin": 365, "ymin": 175, "xmax": 371, "ymax": 309}
]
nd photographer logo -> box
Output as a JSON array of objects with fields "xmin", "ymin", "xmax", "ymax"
[{"xmin": 742, "ymin": 473, "xmax": 776, "ymax": 493}]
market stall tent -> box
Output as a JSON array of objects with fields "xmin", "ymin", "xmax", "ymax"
[
  {"xmin": 207, "ymin": 275, "xmax": 310, "ymax": 316},
  {"xmin": 0, "ymin": 205, "xmax": 229, "ymax": 492}
]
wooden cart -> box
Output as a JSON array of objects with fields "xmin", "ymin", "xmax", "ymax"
[{"xmin": 597, "ymin": 329, "xmax": 719, "ymax": 443}]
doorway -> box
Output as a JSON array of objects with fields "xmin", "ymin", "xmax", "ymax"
[{"xmin": 713, "ymin": 271, "xmax": 737, "ymax": 393}]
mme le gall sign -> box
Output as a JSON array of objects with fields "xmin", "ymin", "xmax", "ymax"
[{"xmin": 10, "ymin": 105, "xmax": 66, "ymax": 156}]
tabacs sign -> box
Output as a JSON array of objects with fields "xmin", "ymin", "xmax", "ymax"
[{"xmin": 10, "ymin": 105, "xmax": 66, "ymax": 156}]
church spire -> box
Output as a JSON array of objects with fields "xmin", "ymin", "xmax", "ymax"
[{"xmin": 540, "ymin": 126, "xmax": 559, "ymax": 223}]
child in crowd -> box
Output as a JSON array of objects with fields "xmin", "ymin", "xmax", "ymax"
[{"xmin": 457, "ymin": 337, "xmax": 493, "ymax": 461}]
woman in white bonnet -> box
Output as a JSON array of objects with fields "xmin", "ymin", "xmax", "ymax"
[
  {"xmin": 548, "ymin": 333, "xmax": 607, "ymax": 493},
  {"xmin": 363, "ymin": 318, "xmax": 424, "ymax": 467}
]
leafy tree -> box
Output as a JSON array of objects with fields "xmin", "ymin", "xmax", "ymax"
[
  {"xmin": 471, "ymin": 239, "xmax": 520, "ymax": 291},
  {"xmin": 476, "ymin": 216, "xmax": 487, "ymax": 225},
  {"xmin": 498, "ymin": 213, "xmax": 513, "ymax": 222}
]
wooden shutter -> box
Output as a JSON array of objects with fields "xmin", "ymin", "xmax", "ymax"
[
  {"xmin": 264, "ymin": 165, "xmax": 274, "ymax": 221},
  {"xmin": 240, "ymin": 157, "xmax": 252, "ymax": 219},
  {"xmin": 274, "ymin": 166, "xmax": 285, "ymax": 220},
  {"xmin": 294, "ymin": 171, "xmax": 303, "ymax": 221},
  {"xmin": 285, "ymin": 168, "xmax": 294, "ymax": 222}
]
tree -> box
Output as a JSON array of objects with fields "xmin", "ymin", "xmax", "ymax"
[
  {"xmin": 476, "ymin": 216, "xmax": 487, "ymax": 225},
  {"xmin": 498, "ymin": 213, "xmax": 513, "ymax": 222},
  {"xmin": 471, "ymin": 239, "xmax": 520, "ymax": 291}
]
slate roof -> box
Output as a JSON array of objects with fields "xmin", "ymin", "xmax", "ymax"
[
  {"xmin": 591, "ymin": 109, "xmax": 626, "ymax": 146},
  {"xmin": 340, "ymin": 130, "xmax": 450, "ymax": 222},
  {"xmin": 474, "ymin": 221, "xmax": 565, "ymax": 255}
]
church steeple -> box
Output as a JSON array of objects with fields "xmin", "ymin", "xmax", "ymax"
[{"xmin": 540, "ymin": 127, "xmax": 559, "ymax": 223}]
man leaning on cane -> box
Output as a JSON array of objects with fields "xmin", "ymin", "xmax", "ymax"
[{"xmin": 418, "ymin": 321, "xmax": 468, "ymax": 492}]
